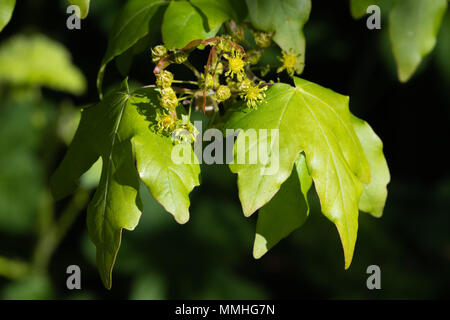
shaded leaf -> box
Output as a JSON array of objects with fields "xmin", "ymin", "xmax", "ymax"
[
  {"xmin": 389, "ymin": 0, "xmax": 448, "ymax": 82},
  {"xmin": 162, "ymin": 0, "xmax": 220, "ymax": 49},
  {"xmin": 246, "ymin": 0, "xmax": 311, "ymax": 74},
  {"xmin": 97, "ymin": 0, "xmax": 167, "ymax": 97},
  {"xmin": 254, "ymin": 153, "xmax": 312, "ymax": 259},
  {"xmin": 225, "ymin": 77, "xmax": 371, "ymax": 268},
  {"xmin": 351, "ymin": 115, "xmax": 390, "ymax": 218}
]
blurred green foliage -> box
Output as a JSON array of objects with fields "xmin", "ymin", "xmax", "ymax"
[
  {"xmin": 0, "ymin": 0, "xmax": 449, "ymax": 300},
  {"xmin": 0, "ymin": 34, "xmax": 86, "ymax": 94}
]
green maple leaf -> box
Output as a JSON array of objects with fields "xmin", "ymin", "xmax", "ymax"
[
  {"xmin": 252, "ymin": 115, "xmax": 390, "ymax": 259},
  {"xmin": 51, "ymin": 80, "xmax": 200, "ymax": 288},
  {"xmin": 225, "ymin": 77, "xmax": 389, "ymax": 268},
  {"xmin": 253, "ymin": 152, "xmax": 312, "ymax": 259}
]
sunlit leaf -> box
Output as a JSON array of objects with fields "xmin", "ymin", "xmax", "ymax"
[
  {"xmin": 225, "ymin": 77, "xmax": 373, "ymax": 268},
  {"xmin": 254, "ymin": 153, "xmax": 312, "ymax": 259},
  {"xmin": 351, "ymin": 115, "xmax": 390, "ymax": 218}
]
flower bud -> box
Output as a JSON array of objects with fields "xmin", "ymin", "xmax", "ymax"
[
  {"xmin": 160, "ymin": 87, "xmax": 178, "ymax": 110},
  {"xmin": 156, "ymin": 70, "xmax": 173, "ymax": 88},
  {"xmin": 174, "ymin": 51, "xmax": 189, "ymax": 64},
  {"xmin": 216, "ymin": 85, "xmax": 231, "ymax": 102},
  {"xmin": 152, "ymin": 45, "xmax": 167, "ymax": 62}
]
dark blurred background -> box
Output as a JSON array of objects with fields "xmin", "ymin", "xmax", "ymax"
[{"xmin": 0, "ymin": 0, "xmax": 449, "ymax": 299}]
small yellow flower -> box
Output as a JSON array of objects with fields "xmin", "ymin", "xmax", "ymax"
[
  {"xmin": 224, "ymin": 49, "xmax": 246, "ymax": 81},
  {"xmin": 216, "ymin": 85, "xmax": 231, "ymax": 102},
  {"xmin": 156, "ymin": 70, "xmax": 173, "ymax": 88},
  {"xmin": 277, "ymin": 50, "xmax": 302, "ymax": 76},
  {"xmin": 160, "ymin": 87, "xmax": 178, "ymax": 110},
  {"xmin": 151, "ymin": 45, "xmax": 167, "ymax": 62},
  {"xmin": 240, "ymin": 82, "xmax": 268, "ymax": 109}
]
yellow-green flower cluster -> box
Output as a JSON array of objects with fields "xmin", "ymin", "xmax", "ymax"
[
  {"xmin": 156, "ymin": 110, "xmax": 176, "ymax": 133},
  {"xmin": 171, "ymin": 115, "xmax": 198, "ymax": 144},
  {"xmin": 160, "ymin": 87, "xmax": 178, "ymax": 110},
  {"xmin": 216, "ymin": 85, "xmax": 231, "ymax": 102},
  {"xmin": 156, "ymin": 70, "xmax": 173, "ymax": 88},
  {"xmin": 152, "ymin": 45, "xmax": 167, "ymax": 62}
]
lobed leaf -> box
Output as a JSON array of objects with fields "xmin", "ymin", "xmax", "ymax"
[
  {"xmin": 51, "ymin": 80, "xmax": 200, "ymax": 288},
  {"xmin": 254, "ymin": 153, "xmax": 312, "ymax": 259},
  {"xmin": 225, "ymin": 77, "xmax": 373, "ymax": 268}
]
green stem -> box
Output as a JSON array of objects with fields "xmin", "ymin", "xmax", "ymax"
[
  {"xmin": 31, "ymin": 188, "xmax": 90, "ymax": 273},
  {"xmin": 172, "ymin": 80, "xmax": 199, "ymax": 85},
  {"xmin": 183, "ymin": 61, "xmax": 201, "ymax": 78}
]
